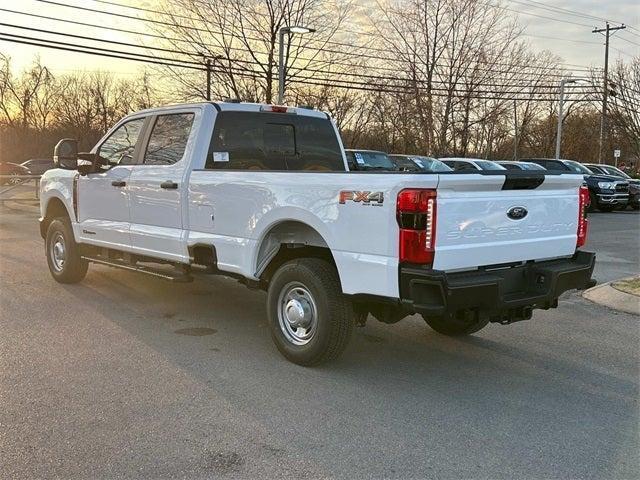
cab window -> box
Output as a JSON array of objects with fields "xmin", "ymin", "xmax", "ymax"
[{"xmin": 98, "ymin": 118, "xmax": 145, "ymax": 165}]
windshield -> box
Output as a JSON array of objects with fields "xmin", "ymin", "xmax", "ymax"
[
  {"xmin": 564, "ymin": 160, "xmax": 593, "ymax": 174},
  {"xmin": 520, "ymin": 162, "xmax": 546, "ymax": 171},
  {"xmin": 410, "ymin": 156, "xmax": 452, "ymax": 172},
  {"xmin": 348, "ymin": 151, "xmax": 396, "ymax": 170},
  {"xmin": 475, "ymin": 160, "xmax": 506, "ymax": 170},
  {"xmin": 602, "ymin": 165, "xmax": 630, "ymax": 178}
]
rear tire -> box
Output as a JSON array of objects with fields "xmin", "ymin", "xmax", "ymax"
[
  {"xmin": 423, "ymin": 315, "xmax": 489, "ymax": 336},
  {"xmin": 45, "ymin": 218, "xmax": 88, "ymax": 284},
  {"xmin": 267, "ymin": 258, "xmax": 354, "ymax": 366}
]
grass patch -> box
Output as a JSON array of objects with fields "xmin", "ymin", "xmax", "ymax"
[{"xmin": 612, "ymin": 276, "xmax": 640, "ymax": 297}]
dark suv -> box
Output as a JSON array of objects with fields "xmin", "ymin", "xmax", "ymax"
[
  {"xmin": 584, "ymin": 164, "xmax": 639, "ymax": 210},
  {"xmin": 524, "ymin": 158, "xmax": 629, "ymax": 212}
]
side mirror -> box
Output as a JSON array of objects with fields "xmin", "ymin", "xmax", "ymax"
[
  {"xmin": 76, "ymin": 153, "xmax": 104, "ymax": 176},
  {"xmin": 53, "ymin": 139, "xmax": 78, "ymax": 169}
]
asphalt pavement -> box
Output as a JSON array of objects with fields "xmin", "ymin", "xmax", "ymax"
[{"xmin": 1, "ymin": 202, "xmax": 638, "ymax": 479}]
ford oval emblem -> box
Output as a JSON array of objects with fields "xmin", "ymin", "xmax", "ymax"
[{"xmin": 507, "ymin": 206, "xmax": 528, "ymax": 220}]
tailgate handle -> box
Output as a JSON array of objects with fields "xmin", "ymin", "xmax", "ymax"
[{"xmin": 160, "ymin": 181, "xmax": 178, "ymax": 190}]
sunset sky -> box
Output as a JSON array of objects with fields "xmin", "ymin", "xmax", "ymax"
[{"xmin": 1, "ymin": 0, "xmax": 638, "ymax": 78}]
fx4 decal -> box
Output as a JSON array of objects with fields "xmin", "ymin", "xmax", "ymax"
[{"xmin": 339, "ymin": 191, "xmax": 384, "ymax": 205}]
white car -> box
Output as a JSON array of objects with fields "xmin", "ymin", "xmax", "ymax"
[
  {"xmin": 39, "ymin": 102, "xmax": 595, "ymax": 365},
  {"xmin": 441, "ymin": 157, "xmax": 507, "ymax": 171}
]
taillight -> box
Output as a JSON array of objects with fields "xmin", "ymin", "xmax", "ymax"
[
  {"xmin": 577, "ymin": 185, "xmax": 589, "ymax": 248},
  {"xmin": 397, "ymin": 189, "xmax": 437, "ymax": 264}
]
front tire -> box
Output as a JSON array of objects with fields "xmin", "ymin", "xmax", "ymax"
[
  {"xmin": 423, "ymin": 314, "xmax": 489, "ymax": 336},
  {"xmin": 45, "ymin": 218, "xmax": 88, "ymax": 284},
  {"xmin": 267, "ymin": 258, "xmax": 354, "ymax": 366}
]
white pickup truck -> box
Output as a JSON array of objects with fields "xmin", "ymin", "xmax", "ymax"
[{"xmin": 40, "ymin": 102, "xmax": 595, "ymax": 365}]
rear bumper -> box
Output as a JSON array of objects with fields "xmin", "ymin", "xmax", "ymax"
[{"xmin": 400, "ymin": 251, "xmax": 595, "ymax": 322}]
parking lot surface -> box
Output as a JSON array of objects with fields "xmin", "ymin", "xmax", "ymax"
[{"xmin": 1, "ymin": 203, "xmax": 638, "ymax": 479}]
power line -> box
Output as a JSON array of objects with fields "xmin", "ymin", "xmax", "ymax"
[
  {"xmin": 0, "ymin": 35, "xmax": 205, "ymax": 71},
  {"xmin": 0, "ymin": 33, "xmax": 597, "ymax": 102},
  {"xmin": 504, "ymin": 0, "xmax": 625, "ymax": 25},
  {"xmin": 479, "ymin": 0, "xmax": 594, "ymax": 28},
  {"xmin": 1, "ymin": 23, "xmax": 602, "ymax": 94},
  {"xmin": 32, "ymin": 0, "xmax": 598, "ymax": 74},
  {"xmin": 1, "ymin": 7, "xmax": 599, "ymax": 84}
]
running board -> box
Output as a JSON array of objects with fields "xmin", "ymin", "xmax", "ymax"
[{"xmin": 82, "ymin": 256, "xmax": 194, "ymax": 283}]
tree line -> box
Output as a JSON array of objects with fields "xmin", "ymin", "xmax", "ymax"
[{"xmin": 0, "ymin": 0, "xmax": 638, "ymax": 166}]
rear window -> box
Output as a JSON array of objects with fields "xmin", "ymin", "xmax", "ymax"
[
  {"xmin": 206, "ymin": 111, "xmax": 344, "ymax": 171},
  {"xmin": 520, "ymin": 162, "xmax": 545, "ymax": 171},
  {"xmin": 411, "ymin": 157, "xmax": 451, "ymax": 172},
  {"xmin": 346, "ymin": 151, "xmax": 396, "ymax": 170},
  {"xmin": 475, "ymin": 160, "xmax": 506, "ymax": 170},
  {"xmin": 390, "ymin": 155, "xmax": 418, "ymax": 171},
  {"xmin": 444, "ymin": 160, "xmax": 477, "ymax": 171},
  {"xmin": 564, "ymin": 160, "xmax": 593, "ymax": 174}
]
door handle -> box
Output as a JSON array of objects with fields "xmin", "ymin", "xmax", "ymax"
[
  {"xmin": 111, "ymin": 180, "xmax": 126, "ymax": 187},
  {"xmin": 160, "ymin": 181, "xmax": 179, "ymax": 190}
]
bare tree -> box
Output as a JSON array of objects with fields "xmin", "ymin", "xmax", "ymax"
[{"xmin": 151, "ymin": 0, "xmax": 353, "ymax": 103}]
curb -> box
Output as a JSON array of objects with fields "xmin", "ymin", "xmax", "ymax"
[{"xmin": 583, "ymin": 281, "xmax": 640, "ymax": 316}]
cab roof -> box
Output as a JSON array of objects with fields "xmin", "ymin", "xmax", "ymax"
[{"xmin": 133, "ymin": 101, "xmax": 328, "ymax": 119}]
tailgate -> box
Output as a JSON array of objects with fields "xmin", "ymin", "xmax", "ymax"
[{"xmin": 433, "ymin": 173, "xmax": 583, "ymax": 271}]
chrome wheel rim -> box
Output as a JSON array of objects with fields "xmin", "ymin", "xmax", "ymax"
[
  {"xmin": 277, "ymin": 282, "xmax": 318, "ymax": 346},
  {"xmin": 50, "ymin": 233, "xmax": 66, "ymax": 272}
]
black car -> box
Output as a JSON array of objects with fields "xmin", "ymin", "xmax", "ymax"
[
  {"xmin": 389, "ymin": 154, "xmax": 452, "ymax": 172},
  {"xmin": 345, "ymin": 149, "xmax": 398, "ymax": 171},
  {"xmin": 524, "ymin": 158, "xmax": 629, "ymax": 212},
  {"xmin": 20, "ymin": 158, "xmax": 54, "ymax": 175},
  {"xmin": 0, "ymin": 162, "xmax": 31, "ymax": 185},
  {"xmin": 584, "ymin": 163, "xmax": 639, "ymax": 210}
]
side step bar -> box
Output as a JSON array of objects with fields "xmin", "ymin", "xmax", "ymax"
[{"xmin": 82, "ymin": 255, "xmax": 194, "ymax": 283}]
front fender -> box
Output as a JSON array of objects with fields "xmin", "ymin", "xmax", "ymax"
[{"xmin": 39, "ymin": 170, "xmax": 77, "ymax": 237}]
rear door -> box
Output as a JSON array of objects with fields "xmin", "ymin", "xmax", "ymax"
[
  {"xmin": 433, "ymin": 173, "xmax": 583, "ymax": 271},
  {"xmin": 128, "ymin": 111, "xmax": 196, "ymax": 262},
  {"xmin": 77, "ymin": 117, "xmax": 146, "ymax": 248}
]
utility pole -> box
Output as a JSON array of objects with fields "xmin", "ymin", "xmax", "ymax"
[
  {"xmin": 513, "ymin": 100, "xmax": 518, "ymax": 160},
  {"xmin": 592, "ymin": 22, "xmax": 626, "ymax": 163}
]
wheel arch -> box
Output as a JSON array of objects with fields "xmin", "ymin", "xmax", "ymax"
[
  {"xmin": 40, "ymin": 195, "xmax": 74, "ymax": 239},
  {"xmin": 255, "ymin": 219, "xmax": 339, "ymax": 287}
]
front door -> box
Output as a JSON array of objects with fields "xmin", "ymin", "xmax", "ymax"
[
  {"xmin": 77, "ymin": 117, "xmax": 146, "ymax": 249},
  {"xmin": 128, "ymin": 112, "xmax": 195, "ymax": 262}
]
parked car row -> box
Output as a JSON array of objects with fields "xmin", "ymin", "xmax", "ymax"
[{"xmin": 344, "ymin": 149, "xmax": 637, "ymax": 212}]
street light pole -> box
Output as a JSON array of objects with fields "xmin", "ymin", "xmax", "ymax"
[
  {"xmin": 278, "ymin": 28, "xmax": 286, "ymax": 105},
  {"xmin": 277, "ymin": 26, "xmax": 315, "ymax": 104}
]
